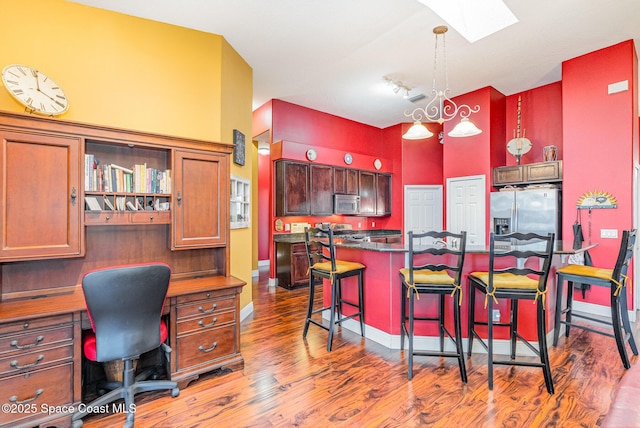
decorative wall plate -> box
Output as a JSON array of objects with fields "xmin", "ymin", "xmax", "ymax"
[
  {"xmin": 373, "ymin": 159, "xmax": 382, "ymax": 170},
  {"xmin": 344, "ymin": 153, "xmax": 353, "ymax": 165},
  {"xmin": 306, "ymin": 149, "xmax": 317, "ymax": 161}
]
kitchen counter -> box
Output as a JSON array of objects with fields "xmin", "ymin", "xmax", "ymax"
[{"xmin": 273, "ymin": 229, "xmax": 401, "ymax": 243}]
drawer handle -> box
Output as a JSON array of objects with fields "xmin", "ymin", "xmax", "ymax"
[
  {"xmin": 10, "ymin": 355, "xmax": 44, "ymax": 370},
  {"xmin": 10, "ymin": 336, "xmax": 44, "ymax": 350},
  {"xmin": 197, "ymin": 303, "xmax": 217, "ymax": 314},
  {"xmin": 9, "ymin": 389, "xmax": 44, "ymax": 404},
  {"xmin": 198, "ymin": 342, "xmax": 218, "ymax": 353},
  {"xmin": 198, "ymin": 317, "xmax": 218, "ymax": 328}
]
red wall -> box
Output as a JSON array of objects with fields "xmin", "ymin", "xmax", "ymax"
[{"xmin": 562, "ymin": 40, "xmax": 638, "ymax": 306}]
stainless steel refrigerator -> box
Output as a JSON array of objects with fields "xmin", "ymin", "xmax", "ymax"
[{"xmin": 490, "ymin": 188, "xmax": 561, "ymax": 239}]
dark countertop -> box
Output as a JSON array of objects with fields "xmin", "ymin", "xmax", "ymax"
[{"xmin": 273, "ymin": 229, "xmax": 401, "ymax": 243}]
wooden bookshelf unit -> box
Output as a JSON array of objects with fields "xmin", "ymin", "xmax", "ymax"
[{"xmin": 0, "ymin": 110, "xmax": 244, "ymax": 428}]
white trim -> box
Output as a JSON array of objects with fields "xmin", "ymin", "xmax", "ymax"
[
  {"xmin": 573, "ymin": 300, "xmax": 636, "ymax": 322},
  {"xmin": 252, "ymin": 269, "xmax": 259, "ymax": 278},
  {"xmin": 240, "ymin": 301, "xmax": 254, "ymax": 322},
  {"xmin": 258, "ymin": 259, "xmax": 270, "ymax": 267},
  {"xmin": 268, "ymin": 277, "xmax": 277, "ymax": 287}
]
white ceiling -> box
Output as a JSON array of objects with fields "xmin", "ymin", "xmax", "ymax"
[{"xmin": 70, "ymin": 0, "xmax": 640, "ymax": 129}]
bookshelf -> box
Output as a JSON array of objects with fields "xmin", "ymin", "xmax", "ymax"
[
  {"xmin": 230, "ymin": 175, "xmax": 250, "ymax": 229},
  {"xmin": 84, "ymin": 140, "xmax": 172, "ymax": 225}
]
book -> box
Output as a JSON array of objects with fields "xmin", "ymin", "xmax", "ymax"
[
  {"xmin": 111, "ymin": 163, "xmax": 134, "ymax": 174},
  {"xmin": 126, "ymin": 200, "xmax": 137, "ymax": 211},
  {"xmin": 103, "ymin": 196, "xmax": 114, "ymax": 211},
  {"xmin": 84, "ymin": 196, "xmax": 101, "ymax": 211}
]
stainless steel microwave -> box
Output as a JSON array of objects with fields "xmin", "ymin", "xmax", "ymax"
[{"xmin": 334, "ymin": 194, "xmax": 360, "ymax": 215}]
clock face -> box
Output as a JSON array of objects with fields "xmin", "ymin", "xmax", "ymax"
[
  {"xmin": 2, "ymin": 64, "xmax": 69, "ymax": 116},
  {"xmin": 507, "ymin": 137, "xmax": 532, "ymax": 156}
]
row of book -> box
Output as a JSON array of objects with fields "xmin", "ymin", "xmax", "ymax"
[
  {"xmin": 84, "ymin": 195, "xmax": 170, "ymax": 212},
  {"xmin": 84, "ymin": 154, "xmax": 171, "ymax": 194}
]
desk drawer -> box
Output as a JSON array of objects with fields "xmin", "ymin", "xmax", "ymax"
[
  {"xmin": 0, "ymin": 314, "xmax": 73, "ymax": 336},
  {"xmin": 177, "ymin": 310, "xmax": 235, "ymax": 335},
  {"xmin": 176, "ymin": 325, "xmax": 236, "ymax": 371},
  {"xmin": 0, "ymin": 363, "xmax": 73, "ymax": 426},
  {"xmin": 175, "ymin": 289, "xmax": 235, "ymax": 305},
  {"xmin": 0, "ymin": 344, "xmax": 73, "ymax": 376},
  {"xmin": 176, "ymin": 297, "xmax": 235, "ymax": 320},
  {"xmin": 0, "ymin": 325, "xmax": 73, "ymax": 356}
]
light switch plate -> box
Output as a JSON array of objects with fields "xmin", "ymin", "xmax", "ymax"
[{"xmin": 601, "ymin": 229, "xmax": 618, "ymax": 239}]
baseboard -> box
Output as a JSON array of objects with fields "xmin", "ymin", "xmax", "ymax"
[
  {"xmin": 240, "ymin": 301, "xmax": 254, "ymax": 322},
  {"xmin": 252, "ymin": 269, "xmax": 259, "ymax": 278},
  {"xmin": 268, "ymin": 277, "xmax": 278, "ymax": 287},
  {"xmin": 573, "ymin": 300, "xmax": 636, "ymax": 322},
  {"xmin": 258, "ymin": 260, "xmax": 270, "ymax": 267}
]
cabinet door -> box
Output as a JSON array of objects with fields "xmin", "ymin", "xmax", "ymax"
[
  {"xmin": 310, "ymin": 164, "xmax": 333, "ymax": 215},
  {"xmin": 275, "ymin": 161, "xmax": 309, "ymax": 216},
  {"xmin": 0, "ymin": 131, "xmax": 83, "ymax": 261},
  {"xmin": 335, "ymin": 167, "xmax": 359, "ymax": 195},
  {"xmin": 290, "ymin": 243, "xmax": 311, "ymax": 287},
  {"xmin": 376, "ymin": 173, "xmax": 392, "ymax": 216},
  {"xmin": 173, "ymin": 150, "xmax": 228, "ymax": 249},
  {"xmin": 492, "ymin": 165, "xmax": 525, "ymax": 186},
  {"xmin": 358, "ymin": 171, "xmax": 376, "ymax": 215}
]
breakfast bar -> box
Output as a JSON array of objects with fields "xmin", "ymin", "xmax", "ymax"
[{"xmin": 316, "ymin": 238, "xmax": 591, "ymax": 352}]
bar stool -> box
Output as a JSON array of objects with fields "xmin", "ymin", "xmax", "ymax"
[
  {"xmin": 553, "ymin": 229, "xmax": 638, "ymax": 368},
  {"xmin": 468, "ymin": 232, "xmax": 555, "ymax": 394},
  {"xmin": 399, "ymin": 230, "xmax": 467, "ymax": 381},
  {"xmin": 303, "ymin": 227, "xmax": 365, "ymax": 351}
]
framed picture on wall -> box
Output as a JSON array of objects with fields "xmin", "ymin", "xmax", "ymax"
[{"xmin": 233, "ymin": 129, "xmax": 245, "ymax": 166}]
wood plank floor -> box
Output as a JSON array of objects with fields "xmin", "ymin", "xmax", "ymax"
[{"xmin": 84, "ymin": 268, "xmax": 638, "ymax": 427}]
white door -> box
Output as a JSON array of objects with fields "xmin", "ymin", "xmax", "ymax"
[
  {"xmin": 446, "ymin": 175, "xmax": 486, "ymax": 249},
  {"xmin": 404, "ymin": 185, "xmax": 443, "ymax": 244}
]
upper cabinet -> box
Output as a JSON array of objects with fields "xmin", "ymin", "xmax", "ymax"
[
  {"xmin": 0, "ymin": 129, "xmax": 83, "ymax": 262},
  {"xmin": 309, "ymin": 164, "xmax": 333, "ymax": 215},
  {"xmin": 275, "ymin": 161, "xmax": 309, "ymax": 216},
  {"xmin": 274, "ymin": 159, "xmax": 392, "ymax": 217},
  {"xmin": 493, "ymin": 160, "xmax": 562, "ymax": 187},
  {"xmin": 334, "ymin": 167, "xmax": 358, "ymax": 195},
  {"xmin": 172, "ymin": 150, "xmax": 229, "ymax": 249}
]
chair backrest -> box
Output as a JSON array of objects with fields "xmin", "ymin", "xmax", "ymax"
[
  {"xmin": 82, "ymin": 263, "xmax": 171, "ymax": 362},
  {"xmin": 612, "ymin": 229, "xmax": 637, "ymax": 282},
  {"xmin": 304, "ymin": 227, "xmax": 337, "ymax": 271},
  {"xmin": 488, "ymin": 232, "xmax": 555, "ymax": 294},
  {"xmin": 406, "ymin": 230, "xmax": 467, "ymax": 285}
]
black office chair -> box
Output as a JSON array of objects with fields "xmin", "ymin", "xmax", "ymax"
[
  {"xmin": 553, "ymin": 229, "xmax": 638, "ymax": 368},
  {"xmin": 468, "ymin": 232, "xmax": 556, "ymax": 394},
  {"xmin": 72, "ymin": 263, "xmax": 180, "ymax": 428},
  {"xmin": 303, "ymin": 227, "xmax": 365, "ymax": 351},
  {"xmin": 399, "ymin": 230, "xmax": 467, "ymax": 381}
]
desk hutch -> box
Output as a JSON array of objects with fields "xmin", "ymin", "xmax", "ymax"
[{"xmin": 0, "ymin": 110, "xmax": 245, "ymax": 428}]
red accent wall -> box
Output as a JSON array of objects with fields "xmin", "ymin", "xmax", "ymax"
[
  {"xmin": 505, "ymin": 82, "xmax": 563, "ymax": 166},
  {"xmin": 562, "ymin": 40, "xmax": 638, "ymax": 306}
]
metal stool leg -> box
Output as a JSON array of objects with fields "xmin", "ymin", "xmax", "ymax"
[{"xmin": 553, "ymin": 276, "xmax": 564, "ymax": 346}]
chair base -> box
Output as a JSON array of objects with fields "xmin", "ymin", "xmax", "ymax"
[
  {"xmin": 553, "ymin": 275, "xmax": 639, "ymax": 369},
  {"xmin": 73, "ymin": 358, "xmax": 179, "ymax": 427},
  {"xmin": 303, "ymin": 270, "xmax": 365, "ymax": 352},
  {"xmin": 400, "ymin": 284, "xmax": 467, "ymax": 382},
  {"xmin": 468, "ymin": 279, "xmax": 554, "ymax": 394}
]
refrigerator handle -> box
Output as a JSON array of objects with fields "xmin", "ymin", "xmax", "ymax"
[{"xmin": 512, "ymin": 203, "xmax": 517, "ymax": 232}]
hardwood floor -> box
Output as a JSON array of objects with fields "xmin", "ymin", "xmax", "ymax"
[{"xmin": 84, "ymin": 268, "xmax": 637, "ymax": 427}]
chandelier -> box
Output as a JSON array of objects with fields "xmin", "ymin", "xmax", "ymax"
[{"xmin": 403, "ymin": 25, "xmax": 482, "ymax": 140}]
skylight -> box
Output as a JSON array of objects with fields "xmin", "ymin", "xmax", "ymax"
[{"xmin": 417, "ymin": 0, "xmax": 519, "ymax": 43}]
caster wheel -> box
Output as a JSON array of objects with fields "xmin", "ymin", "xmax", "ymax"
[{"xmin": 171, "ymin": 387, "xmax": 180, "ymax": 397}]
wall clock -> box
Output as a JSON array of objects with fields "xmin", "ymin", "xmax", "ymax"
[
  {"xmin": 1, "ymin": 64, "xmax": 69, "ymax": 116},
  {"xmin": 344, "ymin": 153, "xmax": 353, "ymax": 165},
  {"xmin": 306, "ymin": 149, "xmax": 317, "ymax": 161}
]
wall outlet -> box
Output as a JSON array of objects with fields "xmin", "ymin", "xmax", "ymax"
[
  {"xmin": 284, "ymin": 223, "xmax": 290, "ymax": 231},
  {"xmin": 492, "ymin": 309, "xmax": 501, "ymax": 322},
  {"xmin": 371, "ymin": 221, "xmax": 376, "ymax": 228},
  {"xmin": 357, "ymin": 222, "xmax": 362, "ymax": 228},
  {"xmin": 601, "ymin": 229, "xmax": 618, "ymax": 239}
]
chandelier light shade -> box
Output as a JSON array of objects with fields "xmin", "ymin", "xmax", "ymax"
[{"xmin": 403, "ymin": 25, "xmax": 482, "ymax": 140}]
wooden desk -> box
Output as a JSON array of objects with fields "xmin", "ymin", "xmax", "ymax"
[{"xmin": 0, "ymin": 275, "xmax": 245, "ymax": 428}]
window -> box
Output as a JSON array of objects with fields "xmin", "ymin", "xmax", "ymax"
[{"xmin": 230, "ymin": 175, "xmax": 250, "ymax": 229}]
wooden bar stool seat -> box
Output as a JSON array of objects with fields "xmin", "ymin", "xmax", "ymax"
[
  {"xmin": 399, "ymin": 230, "xmax": 467, "ymax": 381},
  {"xmin": 553, "ymin": 229, "xmax": 638, "ymax": 369},
  {"xmin": 303, "ymin": 227, "xmax": 365, "ymax": 352}
]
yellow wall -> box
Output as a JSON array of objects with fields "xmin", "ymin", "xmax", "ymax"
[{"xmin": 0, "ymin": 0, "xmax": 254, "ymax": 309}]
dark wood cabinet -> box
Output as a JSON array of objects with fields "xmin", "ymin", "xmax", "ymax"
[
  {"xmin": 276, "ymin": 241, "xmax": 319, "ymax": 289},
  {"xmin": 173, "ymin": 150, "xmax": 229, "ymax": 249},
  {"xmin": 0, "ymin": 130, "xmax": 83, "ymax": 262},
  {"xmin": 310, "ymin": 164, "xmax": 334, "ymax": 215},
  {"xmin": 493, "ymin": 161, "xmax": 562, "ymax": 187},
  {"xmin": 334, "ymin": 167, "xmax": 358, "ymax": 195},
  {"xmin": 376, "ymin": 173, "xmax": 392, "ymax": 216},
  {"xmin": 275, "ymin": 161, "xmax": 309, "ymax": 216},
  {"xmin": 358, "ymin": 171, "xmax": 377, "ymax": 215}
]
